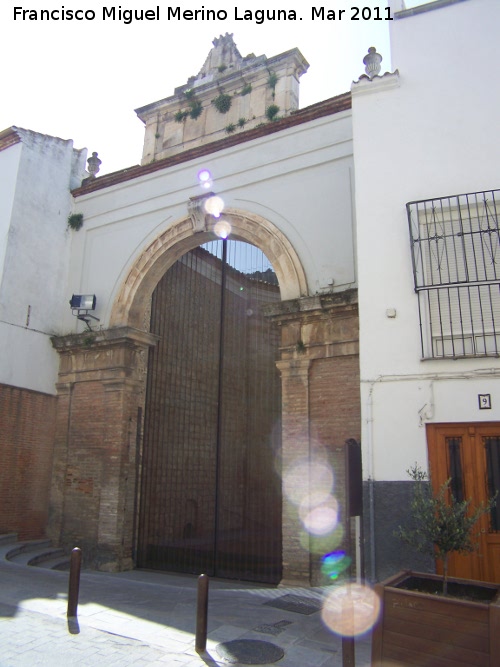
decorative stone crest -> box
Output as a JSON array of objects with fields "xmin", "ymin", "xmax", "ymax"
[{"xmin": 197, "ymin": 33, "xmax": 243, "ymax": 80}]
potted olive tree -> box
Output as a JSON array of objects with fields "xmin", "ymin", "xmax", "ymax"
[{"xmin": 371, "ymin": 464, "xmax": 500, "ymax": 667}]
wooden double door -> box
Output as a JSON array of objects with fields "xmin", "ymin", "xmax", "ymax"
[{"xmin": 427, "ymin": 423, "xmax": 500, "ymax": 583}]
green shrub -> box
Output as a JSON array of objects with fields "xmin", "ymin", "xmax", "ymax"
[
  {"xmin": 213, "ymin": 93, "xmax": 232, "ymax": 114},
  {"xmin": 396, "ymin": 464, "xmax": 496, "ymax": 594}
]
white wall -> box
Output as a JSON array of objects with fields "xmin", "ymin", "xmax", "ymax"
[
  {"xmin": 0, "ymin": 142, "xmax": 22, "ymax": 293},
  {"xmin": 353, "ymin": 0, "xmax": 500, "ymax": 480},
  {"xmin": 0, "ymin": 130, "xmax": 87, "ymax": 394},
  {"xmin": 68, "ymin": 111, "xmax": 356, "ymax": 332}
]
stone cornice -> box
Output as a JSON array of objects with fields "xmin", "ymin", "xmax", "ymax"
[
  {"xmin": 51, "ymin": 326, "xmax": 159, "ymax": 352},
  {"xmin": 136, "ymin": 47, "xmax": 309, "ymax": 120},
  {"xmin": 264, "ymin": 289, "xmax": 358, "ymax": 320},
  {"xmin": 351, "ymin": 71, "xmax": 400, "ymax": 97},
  {"xmin": 72, "ymin": 93, "xmax": 351, "ymax": 197}
]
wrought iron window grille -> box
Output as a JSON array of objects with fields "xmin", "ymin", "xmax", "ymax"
[{"xmin": 407, "ymin": 189, "xmax": 500, "ymax": 359}]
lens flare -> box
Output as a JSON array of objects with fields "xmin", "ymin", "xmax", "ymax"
[
  {"xmin": 198, "ymin": 169, "xmax": 211, "ymax": 183},
  {"xmin": 300, "ymin": 497, "xmax": 339, "ymax": 536},
  {"xmin": 321, "ymin": 550, "xmax": 351, "ymax": 580},
  {"xmin": 197, "ymin": 169, "xmax": 212, "ymax": 189},
  {"xmin": 321, "ymin": 583, "xmax": 381, "ymax": 637},
  {"xmin": 214, "ymin": 220, "xmax": 231, "ymax": 239},
  {"xmin": 283, "ymin": 459, "xmax": 334, "ymax": 508},
  {"xmin": 301, "ymin": 523, "xmax": 344, "ymax": 555},
  {"xmin": 204, "ymin": 195, "xmax": 224, "ymax": 218}
]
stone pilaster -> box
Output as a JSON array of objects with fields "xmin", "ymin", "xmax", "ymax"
[
  {"xmin": 49, "ymin": 327, "xmax": 157, "ymax": 571},
  {"xmin": 277, "ymin": 358, "xmax": 312, "ymax": 586},
  {"xmin": 269, "ymin": 290, "xmax": 360, "ymax": 586}
]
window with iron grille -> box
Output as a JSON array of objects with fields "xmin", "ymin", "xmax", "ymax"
[{"xmin": 407, "ymin": 189, "xmax": 500, "ymax": 359}]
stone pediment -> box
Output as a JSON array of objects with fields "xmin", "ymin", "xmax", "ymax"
[{"xmin": 135, "ymin": 34, "xmax": 308, "ymax": 164}]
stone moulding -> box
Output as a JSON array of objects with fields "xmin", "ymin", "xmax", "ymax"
[
  {"xmin": 51, "ymin": 326, "xmax": 158, "ymax": 352},
  {"xmin": 109, "ymin": 209, "xmax": 309, "ymax": 330}
]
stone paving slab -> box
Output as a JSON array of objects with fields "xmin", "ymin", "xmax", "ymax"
[{"xmin": 0, "ymin": 560, "xmax": 372, "ymax": 666}]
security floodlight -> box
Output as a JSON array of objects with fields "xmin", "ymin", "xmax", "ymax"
[
  {"xmin": 70, "ymin": 294, "xmax": 99, "ymax": 330},
  {"xmin": 70, "ymin": 294, "xmax": 96, "ymax": 310}
]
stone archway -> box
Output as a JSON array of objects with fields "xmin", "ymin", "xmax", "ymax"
[
  {"xmin": 107, "ymin": 209, "xmax": 312, "ymax": 581},
  {"xmin": 50, "ymin": 208, "xmax": 360, "ymax": 583},
  {"xmin": 49, "ymin": 210, "xmax": 311, "ymax": 574},
  {"xmin": 109, "ymin": 209, "xmax": 308, "ymax": 331}
]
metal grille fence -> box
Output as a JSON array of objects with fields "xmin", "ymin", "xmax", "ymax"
[
  {"xmin": 136, "ymin": 240, "xmax": 282, "ymax": 583},
  {"xmin": 407, "ymin": 189, "xmax": 500, "ymax": 358}
]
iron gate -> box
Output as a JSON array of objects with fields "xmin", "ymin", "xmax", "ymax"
[{"xmin": 136, "ymin": 240, "xmax": 282, "ymax": 583}]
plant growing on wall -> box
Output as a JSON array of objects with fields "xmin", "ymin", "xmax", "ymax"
[
  {"xmin": 265, "ymin": 104, "xmax": 280, "ymax": 121},
  {"xmin": 174, "ymin": 90, "xmax": 203, "ymax": 122},
  {"xmin": 295, "ymin": 339, "xmax": 306, "ymax": 354},
  {"xmin": 396, "ymin": 464, "xmax": 496, "ymax": 595},
  {"xmin": 174, "ymin": 110, "xmax": 189, "ymax": 123},
  {"xmin": 237, "ymin": 117, "xmax": 247, "ymax": 128},
  {"xmin": 212, "ymin": 92, "xmax": 232, "ymax": 114},
  {"xmin": 239, "ymin": 83, "xmax": 252, "ymax": 96},
  {"xmin": 225, "ymin": 123, "xmax": 236, "ymax": 134},
  {"xmin": 67, "ymin": 213, "xmax": 84, "ymax": 231},
  {"xmin": 267, "ymin": 71, "xmax": 279, "ymax": 99},
  {"xmin": 188, "ymin": 100, "xmax": 203, "ymax": 119}
]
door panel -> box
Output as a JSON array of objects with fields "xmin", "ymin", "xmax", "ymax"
[{"xmin": 427, "ymin": 423, "xmax": 500, "ymax": 583}]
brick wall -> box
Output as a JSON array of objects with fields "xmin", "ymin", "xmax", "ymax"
[
  {"xmin": 49, "ymin": 327, "xmax": 157, "ymax": 570},
  {"xmin": 310, "ymin": 354, "xmax": 361, "ymax": 583},
  {"xmin": 270, "ymin": 290, "xmax": 360, "ymax": 585},
  {"xmin": 0, "ymin": 384, "xmax": 56, "ymax": 539},
  {"xmin": 49, "ymin": 266, "xmax": 360, "ymax": 583}
]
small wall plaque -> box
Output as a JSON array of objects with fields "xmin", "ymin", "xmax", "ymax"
[{"xmin": 478, "ymin": 394, "xmax": 491, "ymax": 410}]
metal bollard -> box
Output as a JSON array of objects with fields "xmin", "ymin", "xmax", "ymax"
[
  {"xmin": 342, "ymin": 636, "xmax": 355, "ymax": 667},
  {"xmin": 195, "ymin": 573, "xmax": 209, "ymax": 653},
  {"xmin": 67, "ymin": 547, "xmax": 82, "ymax": 618}
]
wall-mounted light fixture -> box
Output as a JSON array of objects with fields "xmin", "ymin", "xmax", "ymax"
[{"xmin": 70, "ymin": 294, "xmax": 99, "ymax": 330}]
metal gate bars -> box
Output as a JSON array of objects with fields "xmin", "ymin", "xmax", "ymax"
[{"xmin": 137, "ymin": 240, "xmax": 283, "ymax": 583}]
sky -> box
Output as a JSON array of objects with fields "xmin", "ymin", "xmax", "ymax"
[{"xmin": 1, "ymin": 0, "xmax": 401, "ymax": 175}]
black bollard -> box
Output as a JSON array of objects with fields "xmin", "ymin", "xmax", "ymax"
[
  {"xmin": 342, "ymin": 636, "xmax": 355, "ymax": 667},
  {"xmin": 67, "ymin": 547, "xmax": 82, "ymax": 618},
  {"xmin": 195, "ymin": 573, "xmax": 209, "ymax": 653}
]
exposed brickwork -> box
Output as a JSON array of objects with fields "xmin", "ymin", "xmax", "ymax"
[
  {"xmin": 49, "ymin": 328, "xmax": 157, "ymax": 571},
  {"xmin": 272, "ymin": 291, "xmax": 360, "ymax": 585},
  {"xmin": 0, "ymin": 384, "xmax": 56, "ymax": 539},
  {"xmin": 49, "ymin": 279, "xmax": 359, "ymax": 583},
  {"xmin": 310, "ymin": 354, "xmax": 361, "ymax": 584}
]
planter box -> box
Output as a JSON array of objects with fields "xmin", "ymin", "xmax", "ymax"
[{"xmin": 372, "ymin": 570, "xmax": 500, "ymax": 667}]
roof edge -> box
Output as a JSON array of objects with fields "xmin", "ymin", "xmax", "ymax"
[
  {"xmin": 0, "ymin": 127, "xmax": 22, "ymax": 153},
  {"xmin": 73, "ymin": 92, "xmax": 351, "ymax": 197}
]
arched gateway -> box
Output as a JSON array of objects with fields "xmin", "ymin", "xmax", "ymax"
[
  {"xmin": 49, "ymin": 35, "xmax": 360, "ymax": 585},
  {"xmin": 138, "ymin": 237, "xmax": 282, "ymax": 582},
  {"xmin": 126, "ymin": 212, "xmax": 307, "ymax": 583},
  {"xmin": 50, "ymin": 211, "xmax": 321, "ymax": 581}
]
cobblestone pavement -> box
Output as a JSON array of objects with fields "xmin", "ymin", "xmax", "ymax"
[{"xmin": 0, "ymin": 560, "xmax": 373, "ymax": 666}]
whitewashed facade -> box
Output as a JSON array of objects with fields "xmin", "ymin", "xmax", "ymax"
[
  {"xmin": 352, "ymin": 0, "xmax": 500, "ymax": 580},
  {"xmin": 1, "ymin": 0, "xmax": 498, "ymax": 584},
  {"xmin": 0, "ymin": 128, "xmax": 86, "ymax": 394}
]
